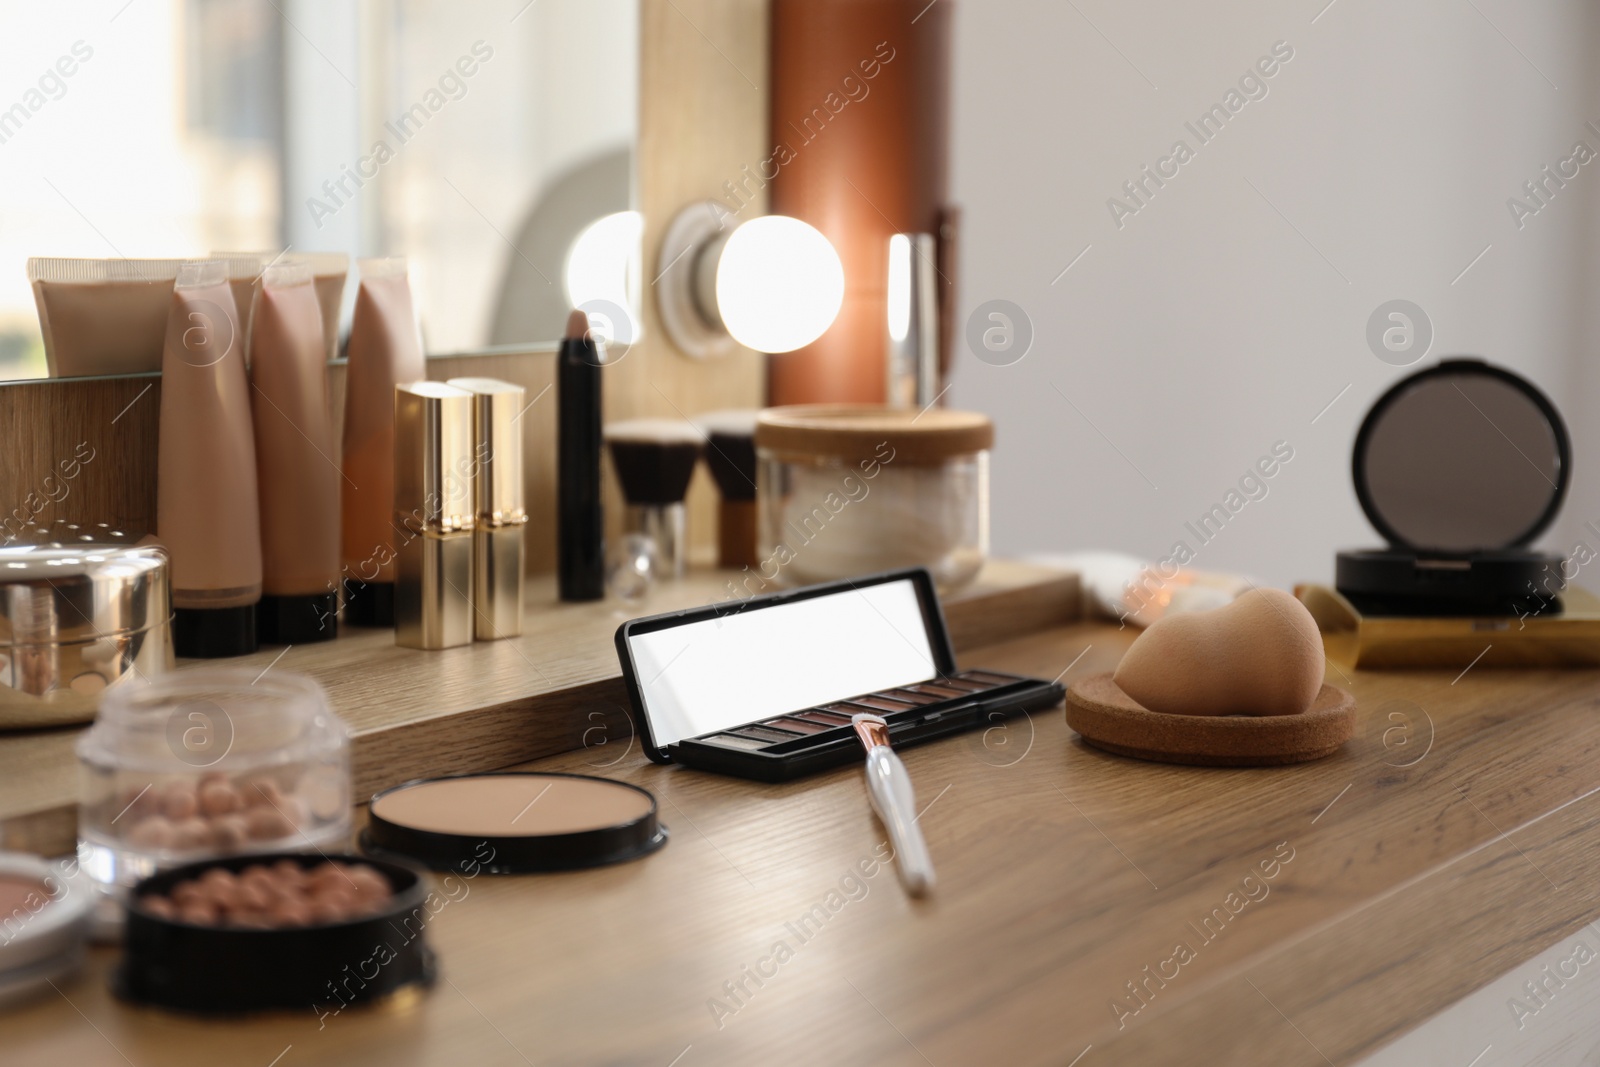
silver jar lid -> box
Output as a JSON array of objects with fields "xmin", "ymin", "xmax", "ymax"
[
  {"xmin": 0, "ymin": 523, "xmax": 173, "ymax": 729},
  {"xmin": 0, "ymin": 523, "xmax": 169, "ymax": 646}
]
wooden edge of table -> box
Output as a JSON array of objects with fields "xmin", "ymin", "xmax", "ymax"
[{"xmin": 0, "ymin": 561, "xmax": 1082, "ymax": 856}]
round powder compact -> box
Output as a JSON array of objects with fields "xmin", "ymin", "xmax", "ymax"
[
  {"xmin": 363, "ymin": 773, "xmax": 668, "ymax": 873},
  {"xmin": 0, "ymin": 852, "xmax": 95, "ymax": 1007}
]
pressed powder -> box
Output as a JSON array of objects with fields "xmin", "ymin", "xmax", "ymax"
[
  {"xmin": 0, "ymin": 875, "xmax": 47, "ymax": 915},
  {"xmin": 364, "ymin": 773, "xmax": 667, "ymax": 873},
  {"xmin": 0, "ymin": 853, "xmax": 94, "ymax": 1007}
]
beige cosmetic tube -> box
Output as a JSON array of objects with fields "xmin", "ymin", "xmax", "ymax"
[
  {"xmin": 248, "ymin": 262, "xmax": 341, "ymax": 644},
  {"xmin": 214, "ymin": 251, "xmax": 348, "ymax": 362},
  {"xmin": 156, "ymin": 261, "xmax": 263, "ymax": 657},
  {"xmin": 28, "ymin": 258, "xmax": 185, "ymax": 376},
  {"xmin": 340, "ymin": 257, "xmax": 425, "ymax": 626}
]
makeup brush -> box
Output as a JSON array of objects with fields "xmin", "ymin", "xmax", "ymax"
[
  {"xmin": 694, "ymin": 409, "xmax": 761, "ymax": 569},
  {"xmin": 558, "ymin": 309, "xmax": 605, "ymax": 601},
  {"xmin": 603, "ymin": 419, "xmax": 703, "ymax": 580},
  {"xmin": 850, "ymin": 713, "xmax": 935, "ymax": 897}
]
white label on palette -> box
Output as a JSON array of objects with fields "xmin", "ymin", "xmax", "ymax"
[{"xmin": 630, "ymin": 579, "xmax": 937, "ymax": 746}]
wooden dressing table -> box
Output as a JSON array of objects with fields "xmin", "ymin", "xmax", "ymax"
[{"xmin": 2, "ymin": 564, "xmax": 1598, "ymax": 1066}]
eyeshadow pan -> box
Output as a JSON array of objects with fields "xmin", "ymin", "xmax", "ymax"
[
  {"xmin": 909, "ymin": 684, "xmax": 968, "ymax": 698},
  {"xmin": 698, "ymin": 733, "xmax": 772, "ymax": 751},
  {"xmin": 728, "ymin": 725, "xmax": 803, "ymax": 743},
  {"xmin": 881, "ymin": 689, "xmax": 941, "ymax": 705},
  {"xmin": 842, "ymin": 696, "xmax": 915, "ymax": 712},
  {"xmin": 764, "ymin": 717, "xmax": 832, "ymax": 734},
  {"xmin": 935, "ymin": 678, "xmax": 989, "ymax": 692},
  {"xmin": 791, "ymin": 710, "xmax": 852, "ymax": 726},
  {"xmin": 956, "ymin": 670, "xmax": 1018, "ymax": 686}
]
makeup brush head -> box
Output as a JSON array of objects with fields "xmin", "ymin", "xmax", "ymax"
[
  {"xmin": 604, "ymin": 419, "xmax": 704, "ymax": 505},
  {"xmin": 695, "ymin": 409, "xmax": 761, "ymax": 502}
]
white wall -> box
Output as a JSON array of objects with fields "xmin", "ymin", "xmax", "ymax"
[{"xmin": 949, "ymin": 0, "xmax": 1600, "ymax": 589}]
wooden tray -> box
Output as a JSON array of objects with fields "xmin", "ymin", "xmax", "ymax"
[{"xmin": 1065, "ymin": 672, "xmax": 1355, "ymax": 766}]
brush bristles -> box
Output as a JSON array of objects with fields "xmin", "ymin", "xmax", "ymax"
[{"xmin": 604, "ymin": 420, "xmax": 703, "ymax": 505}]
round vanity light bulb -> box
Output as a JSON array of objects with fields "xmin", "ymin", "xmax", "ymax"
[
  {"xmin": 714, "ymin": 216, "xmax": 844, "ymax": 354},
  {"xmin": 565, "ymin": 210, "xmax": 644, "ymax": 345}
]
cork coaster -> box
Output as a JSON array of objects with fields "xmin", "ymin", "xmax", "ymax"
[{"xmin": 1065, "ymin": 673, "xmax": 1355, "ymax": 766}]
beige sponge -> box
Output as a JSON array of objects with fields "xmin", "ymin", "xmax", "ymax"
[{"xmin": 1113, "ymin": 587, "xmax": 1324, "ymax": 716}]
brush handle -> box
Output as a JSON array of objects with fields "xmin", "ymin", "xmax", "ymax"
[{"xmin": 864, "ymin": 746, "xmax": 935, "ymax": 897}]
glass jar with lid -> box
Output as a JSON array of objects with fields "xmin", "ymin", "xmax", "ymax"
[
  {"xmin": 77, "ymin": 668, "xmax": 351, "ymax": 891},
  {"xmin": 754, "ymin": 405, "xmax": 992, "ymax": 591}
]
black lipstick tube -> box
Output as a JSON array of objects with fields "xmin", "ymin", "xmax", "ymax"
[{"xmin": 558, "ymin": 323, "xmax": 605, "ymax": 600}]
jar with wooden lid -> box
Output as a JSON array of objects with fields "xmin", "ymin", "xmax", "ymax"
[{"xmin": 754, "ymin": 405, "xmax": 992, "ymax": 591}]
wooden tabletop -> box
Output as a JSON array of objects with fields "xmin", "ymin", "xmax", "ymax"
[{"xmin": 5, "ymin": 620, "xmax": 1600, "ymax": 1066}]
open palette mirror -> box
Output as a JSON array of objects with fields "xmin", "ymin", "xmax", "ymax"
[
  {"xmin": 0, "ymin": 0, "xmax": 639, "ymax": 381},
  {"xmin": 615, "ymin": 567, "xmax": 1066, "ymax": 781}
]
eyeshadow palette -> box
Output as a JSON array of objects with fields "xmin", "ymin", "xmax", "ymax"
[{"xmin": 615, "ymin": 568, "xmax": 1065, "ymax": 781}]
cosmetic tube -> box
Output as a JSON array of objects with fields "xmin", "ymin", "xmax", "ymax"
[
  {"xmin": 394, "ymin": 382, "xmax": 475, "ymax": 650},
  {"xmin": 214, "ymin": 255, "xmax": 265, "ymax": 340},
  {"xmin": 216, "ymin": 252, "xmax": 348, "ymax": 363},
  {"xmin": 447, "ymin": 378, "xmax": 526, "ymax": 640},
  {"xmin": 156, "ymin": 261, "xmax": 262, "ymax": 657},
  {"xmin": 341, "ymin": 258, "xmax": 426, "ymax": 626},
  {"xmin": 29, "ymin": 258, "xmax": 184, "ymax": 377},
  {"xmin": 248, "ymin": 263, "xmax": 340, "ymax": 643}
]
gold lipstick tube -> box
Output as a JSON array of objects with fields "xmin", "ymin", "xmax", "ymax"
[
  {"xmin": 394, "ymin": 382, "xmax": 475, "ymax": 650},
  {"xmin": 447, "ymin": 377, "xmax": 527, "ymax": 640}
]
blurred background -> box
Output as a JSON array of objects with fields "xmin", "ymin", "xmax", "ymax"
[
  {"xmin": 4, "ymin": 0, "xmax": 1594, "ymax": 590},
  {"xmin": 0, "ymin": 0, "xmax": 637, "ymax": 371},
  {"xmin": 949, "ymin": 0, "xmax": 1600, "ymax": 588}
]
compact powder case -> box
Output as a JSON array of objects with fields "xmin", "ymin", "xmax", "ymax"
[
  {"xmin": 362, "ymin": 773, "xmax": 668, "ymax": 873},
  {"xmin": 615, "ymin": 567, "xmax": 1065, "ymax": 781},
  {"xmin": 116, "ymin": 852, "xmax": 433, "ymax": 1015},
  {"xmin": 0, "ymin": 853, "xmax": 95, "ymax": 1007},
  {"xmin": 1338, "ymin": 358, "xmax": 1571, "ymax": 616}
]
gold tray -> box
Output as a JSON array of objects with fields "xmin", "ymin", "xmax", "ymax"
[{"xmin": 1294, "ymin": 583, "xmax": 1600, "ymax": 670}]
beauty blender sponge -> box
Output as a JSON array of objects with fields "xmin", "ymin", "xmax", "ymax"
[{"xmin": 1112, "ymin": 588, "xmax": 1325, "ymax": 716}]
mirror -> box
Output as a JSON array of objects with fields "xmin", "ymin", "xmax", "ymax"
[
  {"xmin": 1357, "ymin": 364, "xmax": 1567, "ymax": 553},
  {"xmin": 0, "ymin": 0, "xmax": 639, "ymax": 381},
  {"xmin": 626, "ymin": 577, "xmax": 937, "ymax": 746}
]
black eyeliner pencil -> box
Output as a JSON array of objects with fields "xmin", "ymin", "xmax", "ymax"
[{"xmin": 558, "ymin": 309, "xmax": 605, "ymax": 600}]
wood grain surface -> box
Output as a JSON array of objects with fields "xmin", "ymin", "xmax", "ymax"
[{"xmin": 1, "ymin": 612, "xmax": 1598, "ymax": 1065}]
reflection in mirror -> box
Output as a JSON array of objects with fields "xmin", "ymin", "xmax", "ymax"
[
  {"xmin": 0, "ymin": 0, "xmax": 638, "ymax": 381},
  {"xmin": 1361, "ymin": 371, "xmax": 1563, "ymax": 552}
]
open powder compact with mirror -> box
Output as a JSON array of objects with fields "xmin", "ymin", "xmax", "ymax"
[
  {"xmin": 614, "ymin": 567, "xmax": 1064, "ymax": 781},
  {"xmin": 1337, "ymin": 358, "xmax": 1570, "ymax": 617}
]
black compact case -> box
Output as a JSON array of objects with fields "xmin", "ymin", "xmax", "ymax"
[
  {"xmin": 614, "ymin": 568, "xmax": 1065, "ymax": 781},
  {"xmin": 1337, "ymin": 358, "xmax": 1571, "ymax": 617}
]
